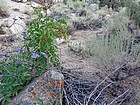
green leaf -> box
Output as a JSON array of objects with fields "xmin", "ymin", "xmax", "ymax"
[{"xmin": 52, "ymin": 100, "xmax": 57, "ymax": 105}]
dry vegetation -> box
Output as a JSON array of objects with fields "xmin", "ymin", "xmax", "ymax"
[
  {"xmin": 0, "ymin": 0, "xmax": 140, "ymax": 105},
  {"xmin": 89, "ymin": 13, "xmax": 140, "ymax": 73}
]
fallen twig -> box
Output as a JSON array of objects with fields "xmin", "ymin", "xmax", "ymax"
[
  {"xmin": 93, "ymin": 83, "xmax": 113, "ymax": 104},
  {"xmin": 86, "ymin": 64, "xmax": 126, "ymax": 105},
  {"xmin": 109, "ymin": 88, "xmax": 132, "ymax": 105}
]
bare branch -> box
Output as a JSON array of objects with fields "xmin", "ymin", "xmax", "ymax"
[
  {"xmin": 93, "ymin": 83, "xmax": 113, "ymax": 104},
  {"xmin": 109, "ymin": 88, "xmax": 132, "ymax": 105},
  {"xmin": 86, "ymin": 64, "xmax": 126, "ymax": 105},
  {"xmin": 118, "ymin": 89, "xmax": 132, "ymax": 105}
]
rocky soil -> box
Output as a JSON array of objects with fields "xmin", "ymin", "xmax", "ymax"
[{"xmin": 0, "ymin": 0, "xmax": 140, "ymax": 105}]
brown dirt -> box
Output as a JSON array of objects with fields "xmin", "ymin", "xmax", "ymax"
[
  {"xmin": 58, "ymin": 30, "xmax": 103, "ymax": 82},
  {"xmin": 0, "ymin": 1, "xmax": 140, "ymax": 104}
]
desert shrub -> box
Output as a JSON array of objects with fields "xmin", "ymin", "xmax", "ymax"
[
  {"xmin": 65, "ymin": 0, "xmax": 87, "ymax": 9},
  {"xmin": 125, "ymin": 0, "xmax": 140, "ymax": 27},
  {"xmin": 68, "ymin": 41, "xmax": 83, "ymax": 53},
  {"xmin": 73, "ymin": 1, "xmax": 81, "ymax": 8},
  {"xmin": 88, "ymin": 14, "xmax": 140, "ymax": 73},
  {"xmin": 73, "ymin": 18, "xmax": 102, "ymax": 30},
  {"xmin": 63, "ymin": 0, "xmax": 68, "ymax": 5},
  {"xmin": 99, "ymin": 0, "xmax": 123, "ymax": 9}
]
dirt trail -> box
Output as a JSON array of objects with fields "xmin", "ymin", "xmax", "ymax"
[{"xmin": 58, "ymin": 30, "xmax": 103, "ymax": 82}]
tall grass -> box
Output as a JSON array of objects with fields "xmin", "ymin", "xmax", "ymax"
[{"xmin": 89, "ymin": 14, "xmax": 140, "ymax": 73}]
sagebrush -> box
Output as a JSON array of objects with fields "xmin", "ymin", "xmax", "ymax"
[
  {"xmin": 89, "ymin": 14, "xmax": 140, "ymax": 73},
  {"xmin": 125, "ymin": 0, "xmax": 140, "ymax": 27}
]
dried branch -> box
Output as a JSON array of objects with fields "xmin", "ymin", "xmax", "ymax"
[
  {"xmin": 118, "ymin": 88, "xmax": 132, "ymax": 105},
  {"xmin": 109, "ymin": 88, "xmax": 132, "ymax": 105},
  {"xmin": 63, "ymin": 89, "xmax": 70, "ymax": 105},
  {"xmin": 93, "ymin": 83, "xmax": 113, "ymax": 104},
  {"xmin": 86, "ymin": 64, "xmax": 126, "ymax": 105}
]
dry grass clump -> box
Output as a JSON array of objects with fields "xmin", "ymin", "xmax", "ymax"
[{"xmin": 88, "ymin": 13, "xmax": 140, "ymax": 73}]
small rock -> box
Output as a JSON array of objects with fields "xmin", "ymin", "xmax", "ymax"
[
  {"xmin": 88, "ymin": 4, "xmax": 99, "ymax": 11},
  {"xmin": 24, "ymin": 17, "xmax": 32, "ymax": 25},
  {"xmin": 53, "ymin": 16, "xmax": 60, "ymax": 20},
  {"xmin": 14, "ymin": 16, "xmax": 20, "ymax": 20},
  {"xmin": 71, "ymin": 13, "xmax": 76, "ymax": 17},
  {"xmin": 10, "ymin": 70, "xmax": 64, "ymax": 105},
  {"xmin": 31, "ymin": 1, "xmax": 42, "ymax": 8},
  {"xmin": 54, "ymin": 38, "xmax": 65, "ymax": 45},
  {"xmin": 104, "ymin": 14, "xmax": 111, "ymax": 20},
  {"xmin": 10, "ymin": 19, "xmax": 26, "ymax": 34},
  {"xmin": 46, "ymin": 9, "xmax": 51, "ymax": 16},
  {"xmin": 41, "ymin": 10, "xmax": 46, "ymax": 16},
  {"xmin": 24, "ymin": 20, "xmax": 32, "ymax": 25},
  {"xmin": 20, "ymin": 5, "xmax": 34, "ymax": 15},
  {"xmin": 3, "ymin": 18, "xmax": 15, "ymax": 27},
  {"xmin": 19, "ymin": 98, "xmax": 33, "ymax": 105},
  {"xmin": 51, "ymin": 70, "xmax": 64, "ymax": 80},
  {"xmin": 22, "ymin": 0, "xmax": 28, "ymax": 3}
]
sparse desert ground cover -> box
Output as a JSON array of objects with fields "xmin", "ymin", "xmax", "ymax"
[{"xmin": 0, "ymin": 0, "xmax": 140, "ymax": 105}]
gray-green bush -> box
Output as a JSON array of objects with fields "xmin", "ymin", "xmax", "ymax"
[
  {"xmin": 125, "ymin": 0, "xmax": 140, "ymax": 27},
  {"xmin": 99, "ymin": 0, "xmax": 124, "ymax": 9},
  {"xmin": 89, "ymin": 14, "xmax": 140, "ymax": 73}
]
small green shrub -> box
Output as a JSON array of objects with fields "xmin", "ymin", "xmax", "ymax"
[
  {"xmin": 0, "ymin": 7, "xmax": 68, "ymax": 104},
  {"xmin": 0, "ymin": 58, "xmax": 33, "ymax": 104},
  {"xmin": 63, "ymin": 0, "xmax": 68, "ymax": 5},
  {"xmin": 99, "ymin": 0, "xmax": 123, "ymax": 9},
  {"xmin": 73, "ymin": 2, "xmax": 81, "ymax": 8},
  {"xmin": 125, "ymin": 0, "xmax": 140, "ymax": 27},
  {"xmin": 66, "ymin": 0, "xmax": 87, "ymax": 9},
  {"xmin": 24, "ymin": 8, "xmax": 68, "ymax": 68}
]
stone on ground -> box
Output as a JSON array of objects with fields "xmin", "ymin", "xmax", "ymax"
[{"xmin": 9, "ymin": 70, "xmax": 64, "ymax": 105}]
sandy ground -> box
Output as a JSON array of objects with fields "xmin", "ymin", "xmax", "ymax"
[{"xmin": 58, "ymin": 30, "xmax": 104, "ymax": 82}]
